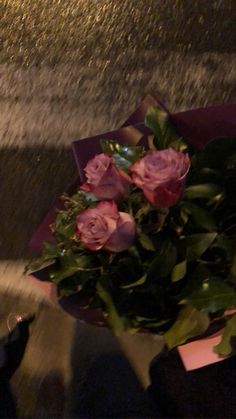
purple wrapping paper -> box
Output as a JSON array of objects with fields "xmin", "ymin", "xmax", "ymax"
[
  {"xmin": 30, "ymin": 95, "xmax": 236, "ymax": 315},
  {"xmin": 171, "ymin": 103, "xmax": 236, "ymax": 150},
  {"xmin": 72, "ymin": 97, "xmax": 236, "ymax": 177}
]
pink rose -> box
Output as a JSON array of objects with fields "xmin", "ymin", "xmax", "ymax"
[
  {"xmin": 76, "ymin": 201, "xmax": 135, "ymax": 252},
  {"xmin": 81, "ymin": 153, "xmax": 132, "ymax": 201},
  {"xmin": 130, "ymin": 148, "xmax": 190, "ymax": 208}
]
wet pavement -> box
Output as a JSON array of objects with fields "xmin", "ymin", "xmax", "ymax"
[
  {"xmin": 0, "ymin": 0, "xmax": 235, "ymax": 416},
  {"xmin": 1, "ymin": 0, "xmax": 235, "ymax": 66}
]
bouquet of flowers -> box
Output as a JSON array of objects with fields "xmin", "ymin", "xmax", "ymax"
[{"xmin": 28, "ymin": 107, "xmax": 236, "ymax": 356}]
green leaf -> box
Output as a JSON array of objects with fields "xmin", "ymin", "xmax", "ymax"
[
  {"xmin": 134, "ymin": 317, "xmax": 170, "ymax": 329},
  {"xmin": 135, "ymin": 203, "xmax": 152, "ymax": 222},
  {"xmin": 43, "ymin": 241, "xmax": 59, "ymax": 257},
  {"xmin": 50, "ymin": 254, "xmax": 94, "ymax": 283},
  {"xmin": 97, "ymin": 278, "xmax": 124, "ymax": 335},
  {"xmin": 187, "ymin": 167, "xmax": 221, "ymax": 186},
  {"xmin": 62, "ymin": 190, "xmax": 92, "ymax": 210},
  {"xmin": 164, "ymin": 305, "xmax": 210, "ymax": 349},
  {"xmin": 195, "ymin": 137, "xmax": 236, "ymax": 170},
  {"xmin": 183, "ymin": 233, "xmax": 217, "ymax": 261},
  {"xmin": 114, "ymin": 256, "xmax": 142, "ymax": 285},
  {"xmin": 100, "ymin": 139, "xmax": 144, "ymax": 171},
  {"xmin": 147, "ymin": 241, "xmax": 177, "ymax": 279},
  {"xmin": 121, "ymin": 274, "xmax": 147, "ymax": 289},
  {"xmin": 26, "ymin": 257, "xmax": 55, "ymax": 274},
  {"xmin": 212, "ymin": 234, "xmax": 234, "ymax": 261},
  {"xmin": 171, "ymin": 260, "xmax": 187, "ymax": 282},
  {"xmin": 187, "ymin": 278, "xmax": 236, "ymax": 313},
  {"xmin": 27, "ymin": 241, "xmax": 59, "ymax": 273},
  {"xmin": 145, "ymin": 106, "xmax": 187, "ymax": 150},
  {"xmin": 180, "ymin": 208, "xmax": 189, "ymax": 224},
  {"xmin": 179, "ymin": 264, "xmax": 211, "ymax": 298},
  {"xmin": 147, "ymin": 135, "xmax": 156, "ymax": 150},
  {"xmin": 214, "ymin": 314, "xmax": 236, "ymax": 356},
  {"xmin": 183, "ymin": 202, "xmax": 217, "ymax": 231},
  {"xmin": 137, "ymin": 229, "xmax": 156, "ymax": 251},
  {"xmin": 169, "ymin": 138, "xmax": 188, "ymax": 152},
  {"xmin": 145, "ymin": 107, "xmax": 165, "ymax": 149},
  {"xmin": 53, "ymin": 211, "xmax": 76, "ymax": 239},
  {"xmin": 184, "ymin": 184, "xmax": 222, "ymax": 200},
  {"xmin": 57, "ymin": 275, "xmax": 83, "ymax": 297}
]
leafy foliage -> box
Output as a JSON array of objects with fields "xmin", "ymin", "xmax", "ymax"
[
  {"xmin": 145, "ymin": 106, "xmax": 187, "ymax": 151},
  {"xmin": 164, "ymin": 305, "xmax": 210, "ymax": 349},
  {"xmin": 214, "ymin": 314, "xmax": 236, "ymax": 356},
  {"xmin": 187, "ymin": 278, "xmax": 236, "ymax": 313},
  {"xmin": 28, "ymin": 109, "xmax": 236, "ymax": 352},
  {"xmin": 101, "ymin": 139, "xmax": 144, "ymax": 171}
]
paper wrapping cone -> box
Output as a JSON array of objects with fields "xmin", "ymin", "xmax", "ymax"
[{"xmin": 29, "ymin": 95, "xmax": 236, "ymax": 328}]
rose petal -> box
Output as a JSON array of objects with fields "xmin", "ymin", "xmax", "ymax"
[
  {"xmin": 104, "ymin": 212, "xmax": 136, "ymax": 252},
  {"xmin": 144, "ymin": 182, "xmax": 184, "ymax": 208},
  {"xmin": 95, "ymin": 200, "xmax": 119, "ymax": 216},
  {"xmin": 83, "ymin": 153, "xmax": 131, "ymax": 201},
  {"xmin": 130, "ymin": 149, "xmax": 190, "ymax": 208},
  {"xmin": 76, "ymin": 201, "xmax": 120, "ymax": 251},
  {"xmin": 80, "ymin": 182, "xmax": 91, "ymax": 192},
  {"xmin": 84, "ymin": 153, "xmax": 112, "ymax": 186}
]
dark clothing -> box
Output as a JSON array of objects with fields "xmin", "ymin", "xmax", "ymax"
[
  {"xmin": 0, "ymin": 379, "xmax": 17, "ymax": 418},
  {"xmin": 149, "ymin": 348, "xmax": 236, "ymax": 418},
  {"xmin": 69, "ymin": 353, "xmax": 159, "ymax": 418},
  {"xmin": 0, "ymin": 318, "xmax": 32, "ymax": 418}
]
